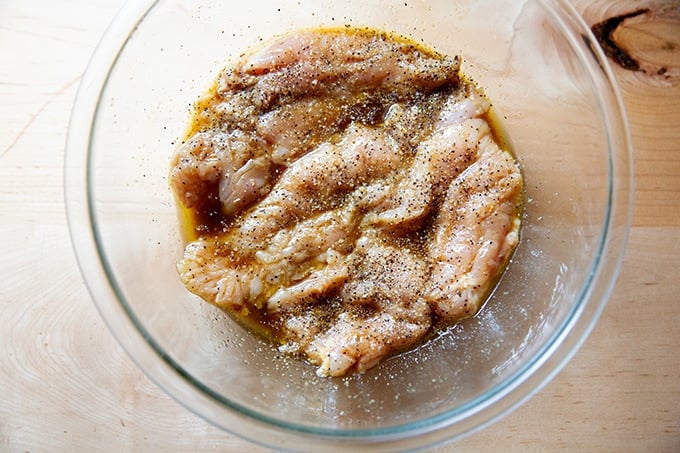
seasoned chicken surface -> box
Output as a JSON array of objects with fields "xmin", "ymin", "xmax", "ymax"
[{"xmin": 170, "ymin": 27, "xmax": 523, "ymax": 377}]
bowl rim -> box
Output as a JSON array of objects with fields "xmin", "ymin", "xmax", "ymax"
[{"xmin": 64, "ymin": 0, "xmax": 634, "ymax": 450}]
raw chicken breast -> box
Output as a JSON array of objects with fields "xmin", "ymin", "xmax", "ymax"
[{"xmin": 170, "ymin": 27, "xmax": 523, "ymax": 377}]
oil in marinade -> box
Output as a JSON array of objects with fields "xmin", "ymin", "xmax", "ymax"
[{"xmin": 170, "ymin": 26, "xmax": 523, "ymax": 377}]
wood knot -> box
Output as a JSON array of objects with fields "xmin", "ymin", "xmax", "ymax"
[{"xmin": 591, "ymin": 6, "xmax": 680, "ymax": 81}]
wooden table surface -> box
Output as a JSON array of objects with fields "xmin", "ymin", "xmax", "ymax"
[{"xmin": 1, "ymin": 1, "xmax": 678, "ymax": 451}]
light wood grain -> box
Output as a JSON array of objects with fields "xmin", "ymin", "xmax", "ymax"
[
  {"xmin": 575, "ymin": 0, "xmax": 680, "ymax": 228},
  {"xmin": 1, "ymin": 1, "xmax": 679, "ymax": 452}
]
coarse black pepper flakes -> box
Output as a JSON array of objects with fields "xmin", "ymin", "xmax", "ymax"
[{"xmin": 170, "ymin": 25, "xmax": 523, "ymax": 377}]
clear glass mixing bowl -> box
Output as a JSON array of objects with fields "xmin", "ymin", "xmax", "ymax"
[{"xmin": 65, "ymin": 0, "xmax": 633, "ymax": 451}]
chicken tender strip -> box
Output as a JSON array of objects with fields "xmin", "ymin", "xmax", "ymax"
[
  {"xmin": 288, "ymin": 235, "xmax": 431, "ymax": 377},
  {"xmin": 261, "ymin": 207, "xmax": 359, "ymax": 312},
  {"xmin": 179, "ymin": 210, "xmax": 352, "ymax": 311},
  {"xmin": 177, "ymin": 239, "xmax": 258, "ymax": 310},
  {"xmin": 365, "ymin": 118, "xmax": 488, "ymax": 232},
  {"xmin": 256, "ymin": 97, "xmax": 351, "ymax": 165},
  {"xmin": 425, "ymin": 134, "xmax": 522, "ymax": 321},
  {"xmin": 234, "ymin": 124, "xmax": 402, "ymax": 248},
  {"xmin": 218, "ymin": 29, "xmax": 460, "ymax": 111},
  {"xmin": 169, "ymin": 130, "xmax": 272, "ymax": 218}
]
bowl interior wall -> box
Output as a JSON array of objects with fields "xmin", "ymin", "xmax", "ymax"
[{"xmin": 88, "ymin": 0, "xmax": 610, "ymax": 430}]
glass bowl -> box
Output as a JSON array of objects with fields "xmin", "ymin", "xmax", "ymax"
[{"xmin": 65, "ymin": 0, "xmax": 633, "ymax": 451}]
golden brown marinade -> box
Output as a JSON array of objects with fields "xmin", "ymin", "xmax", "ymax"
[{"xmin": 170, "ymin": 26, "xmax": 523, "ymax": 377}]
